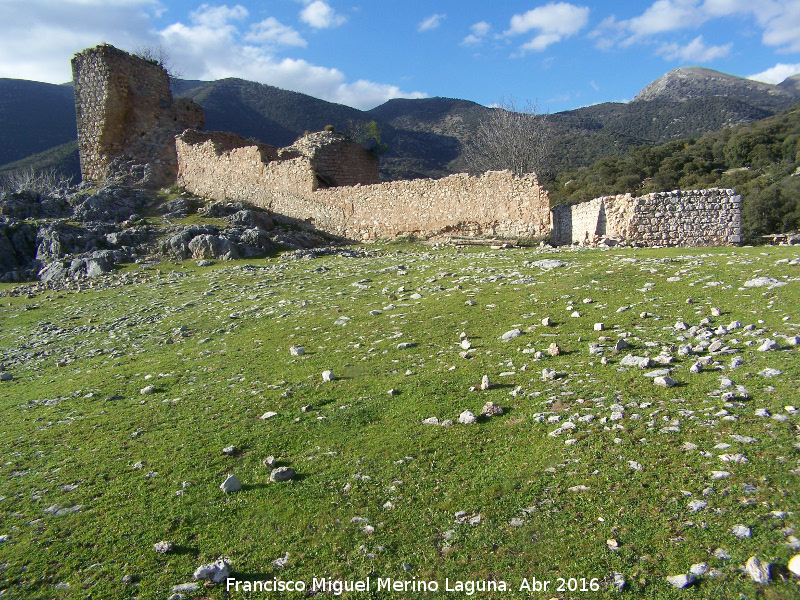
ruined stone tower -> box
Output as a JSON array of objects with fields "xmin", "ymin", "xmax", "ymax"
[{"xmin": 71, "ymin": 44, "xmax": 204, "ymax": 188}]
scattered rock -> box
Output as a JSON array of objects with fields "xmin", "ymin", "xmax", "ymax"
[
  {"xmin": 322, "ymin": 370, "xmax": 335, "ymax": 382},
  {"xmin": 480, "ymin": 375, "xmax": 491, "ymax": 390},
  {"xmin": 480, "ymin": 402, "xmax": 503, "ymax": 417},
  {"xmin": 220, "ymin": 474, "xmax": 241, "ymax": 493},
  {"xmin": 193, "ymin": 557, "xmax": 231, "ymax": 583},
  {"xmin": 745, "ymin": 556, "xmax": 770, "ymax": 584},
  {"xmin": 458, "ymin": 410, "xmax": 477, "ymax": 424},
  {"xmin": 620, "ymin": 354, "xmax": 651, "ymax": 368},
  {"xmin": 654, "ymin": 376, "xmax": 677, "ymax": 388},
  {"xmin": 731, "ymin": 524, "xmax": 751, "ymax": 539},
  {"xmin": 289, "ymin": 346, "xmax": 304, "ymax": 356},
  {"xmin": 743, "ymin": 277, "xmax": 787, "ymax": 288},
  {"xmin": 788, "ymin": 554, "xmax": 800, "ymax": 577},
  {"xmin": 270, "ymin": 467, "xmax": 296, "ymax": 482},
  {"xmin": 666, "ymin": 573, "xmax": 695, "ymax": 589},
  {"xmin": 154, "ymin": 541, "xmax": 174, "ymax": 554},
  {"xmin": 529, "ymin": 259, "xmax": 565, "ymax": 269}
]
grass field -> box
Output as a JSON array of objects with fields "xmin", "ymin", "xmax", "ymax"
[{"xmin": 0, "ymin": 242, "xmax": 798, "ymax": 599}]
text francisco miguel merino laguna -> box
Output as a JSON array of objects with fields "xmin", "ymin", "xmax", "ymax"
[{"xmin": 227, "ymin": 577, "xmax": 516, "ymax": 595}]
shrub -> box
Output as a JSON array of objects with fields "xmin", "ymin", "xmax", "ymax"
[{"xmin": 0, "ymin": 168, "xmax": 73, "ymax": 196}]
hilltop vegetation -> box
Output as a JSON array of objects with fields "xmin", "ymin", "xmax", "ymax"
[{"xmin": 548, "ymin": 104, "xmax": 800, "ymax": 238}]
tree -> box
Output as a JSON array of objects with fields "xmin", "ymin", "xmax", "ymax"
[
  {"xmin": 463, "ymin": 97, "xmax": 553, "ymax": 178},
  {"xmin": 346, "ymin": 120, "xmax": 388, "ymax": 155},
  {"xmin": 133, "ymin": 43, "xmax": 183, "ymax": 90}
]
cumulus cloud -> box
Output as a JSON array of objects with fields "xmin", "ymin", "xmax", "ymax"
[
  {"xmin": 0, "ymin": 0, "xmax": 422, "ymax": 110},
  {"xmin": 657, "ymin": 35, "xmax": 732, "ymax": 62},
  {"xmin": 245, "ymin": 17, "xmax": 307, "ymax": 47},
  {"xmin": 504, "ymin": 2, "xmax": 590, "ymax": 53},
  {"xmin": 160, "ymin": 4, "xmax": 421, "ymax": 109},
  {"xmin": 299, "ymin": 0, "xmax": 346, "ymax": 29},
  {"xmin": 625, "ymin": 0, "xmax": 704, "ymax": 40},
  {"xmin": 593, "ymin": 0, "xmax": 800, "ymax": 54},
  {"xmin": 418, "ymin": 13, "xmax": 446, "ymax": 32},
  {"xmin": 461, "ymin": 20, "xmax": 491, "ymax": 46},
  {"xmin": 749, "ymin": 62, "xmax": 800, "ymax": 84},
  {"xmin": 0, "ymin": 0, "xmax": 163, "ymax": 82}
]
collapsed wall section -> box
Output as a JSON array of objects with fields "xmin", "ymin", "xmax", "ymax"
[
  {"xmin": 287, "ymin": 132, "xmax": 380, "ymax": 187},
  {"xmin": 552, "ymin": 189, "xmax": 741, "ymax": 247},
  {"xmin": 71, "ymin": 44, "xmax": 204, "ymax": 187},
  {"xmin": 176, "ymin": 131, "xmax": 551, "ymax": 241}
]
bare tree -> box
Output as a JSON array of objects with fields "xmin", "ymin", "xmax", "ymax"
[
  {"xmin": 133, "ymin": 43, "xmax": 183, "ymax": 90},
  {"xmin": 463, "ymin": 97, "xmax": 552, "ymax": 178},
  {"xmin": 1, "ymin": 168, "xmax": 73, "ymax": 196}
]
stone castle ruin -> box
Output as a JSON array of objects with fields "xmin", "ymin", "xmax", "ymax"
[
  {"xmin": 175, "ymin": 129, "xmax": 550, "ymax": 241},
  {"xmin": 551, "ymin": 189, "xmax": 742, "ymax": 247},
  {"xmin": 72, "ymin": 45, "xmax": 204, "ymax": 187},
  {"xmin": 71, "ymin": 44, "xmax": 741, "ymax": 247}
]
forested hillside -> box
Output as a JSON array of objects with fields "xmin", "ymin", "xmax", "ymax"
[{"xmin": 548, "ymin": 104, "xmax": 800, "ymax": 237}]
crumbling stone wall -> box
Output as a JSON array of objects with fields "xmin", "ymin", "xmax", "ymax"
[
  {"xmin": 287, "ymin": 132, "xmax": 379, "ymax": 187},
  {"xmin": 551, "ymin": 189, "xmax": 741, "ymax": 247},
  {"xmin": 176, "ymin": 130, "xmax": 550, "ymax": 241},
  {"xmin": 71, "ymin": 44, "xmax": 204, "ymax": 187}
]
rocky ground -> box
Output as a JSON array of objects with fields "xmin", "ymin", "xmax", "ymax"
[
  {"xmin": 0, "ymin": 184, "xmax": 343, "ymax": 283},
  {"xmin": 0, "ymin": 240, "xmax": 798, "ymax": 598}
]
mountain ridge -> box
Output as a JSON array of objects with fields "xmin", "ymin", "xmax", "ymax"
[{"xmin": 2, "ymin": 66, "xmax": 799, "ymax": 183}]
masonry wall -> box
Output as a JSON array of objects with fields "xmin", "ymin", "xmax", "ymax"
[
  {"xmin": 176, "ymin": 130, "xmax": 551, "ymax": 241},
  {"xmin": 551, "ymin": 189, "xmax": 741, "ymax": 247},
  {"xmin": 287, "ymin": 132, "xmax": 380, "ymax": 187},
  {"xmin": 71, "ymin": 44, "xmax": 204, "ymax": 187}
]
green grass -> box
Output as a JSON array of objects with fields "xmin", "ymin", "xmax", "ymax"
[{"xmin": 0, "ymin": 244, "xmax": 798, "ymax": 599}]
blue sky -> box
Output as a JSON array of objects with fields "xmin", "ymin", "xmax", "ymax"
[{"xmin": 2, "ymin": 0, "xmax": 800, "ymax": 111}]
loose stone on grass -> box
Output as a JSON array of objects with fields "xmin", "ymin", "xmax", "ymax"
[
  {"xmin": 270, "ymin": 467, "xmax": 296, "ymax": 482},
  {"xmin": 220, "ymin": 474, "xmax": 241, "ymax": 493},
  {"xmin": 745, "ymin": 556, "xmax": 770, "ymax": 584},
  {"xmin": 154, "ymin": 541, "xmax": 174, "ymax": 554},
  {"xmin": 666, "ymin": 573, "xmax": 696, "ymax": 589},
  {"xmin": 459, "ymin": 410, "xmax": 477, "ymax": 424},
  {"xmin": 731, "ymin": 524, "xmax": 752, "ymax": 539},
  {"xmin": 193, "ymin": 557, "xmax": 231, "ymax": 583},
  {"xmin": 481, "ymin": 402, "xmax": 503, "ymax": 417}
]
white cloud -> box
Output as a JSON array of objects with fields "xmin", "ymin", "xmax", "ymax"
[
  {"xmin": 160, "ymin": 4, "xmax": 421, "ymax": 109},
  {"xmin": 189, "ymin": 4, "xmax": 247, "ymax": 28},
  {"xmin": 595, "ymin": 0, "xmax": 800, "ymax": 54},
  {"xmin": 461, "ymin": 20, "xmax": 491, "ymax": 46},
  {"xmin": 657, "ymin": 35, "xmax": 732, "ymax": 61},
  {"xmin": 245, "ymin": 17, "xmax": 306, "ymax": 47},
  {"xmin": 0, "ymin": 0, "xmax": 422, "ymax": 110},
  {"xmin": 626, "ymin": 0, "xmax": 704, "ymax": 40},
  {"xmin": 0, "ymin": 0, "xmax": 163, "ymax": 83},
  {"xmin": 749, "ymin": 62, "xmax": 800, "ymax": 84},
  {"xmin": 587, "ymin": 16, "xmax": 627, "ymax": 50},
  {"xmin": 759, "ymin": 1, "xmax": 800, "ymax": 52},
  {"xmin": 471, "ymin": 21, "xmax": 491, "ymax": 37},
  {"xmin": 504, "ymin": 2, "xmax": 590, "ymax": 53},
  {"xmin": 418, "ymin": 13, "xmax": 446, "ymax": 32},
  {"xmin": 299, "ymin": 0, "xmax": 346, "ymax": 29}
]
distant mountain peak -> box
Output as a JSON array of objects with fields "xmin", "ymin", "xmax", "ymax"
[{"xmin": 633, "ymin": 66, "xmax": 800, "ymax": 105}]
